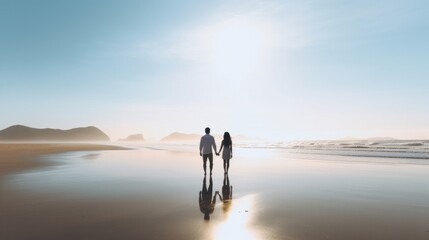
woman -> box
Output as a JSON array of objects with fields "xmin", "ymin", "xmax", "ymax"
[{"xmin": 217, "ymin": 132, "xmax": 233, "ymax": 174}]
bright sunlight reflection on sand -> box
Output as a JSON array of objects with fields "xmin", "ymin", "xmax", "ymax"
[{"xmin": 213, "ymin": 195, "xmax": 262, "ymax": 240}]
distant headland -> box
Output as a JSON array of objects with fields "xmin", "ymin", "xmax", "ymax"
[
  {"xmin": 0, "ymin": 125, "xmax": 110, "ymax": 142},
  {"xmin": 118, "ymin": 134, "xmax": 145, "ymax": 142},
  {"xmin": 161, "ymin": 132, "xmax": 201, "ymax": 142}
]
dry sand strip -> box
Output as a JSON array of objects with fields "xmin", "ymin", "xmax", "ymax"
[{"xmin": 0, "ymin": 143, "xmax": 128, "ymax": 176}]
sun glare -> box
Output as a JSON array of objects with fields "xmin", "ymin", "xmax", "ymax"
[{"xmin": 205, "ymin": 17, "xmax": 274, "ymax": 81}]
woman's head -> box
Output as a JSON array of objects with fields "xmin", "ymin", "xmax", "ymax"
[{"xmin": 223, "ymin": 132, "xmax": 232, "ymax": 147}]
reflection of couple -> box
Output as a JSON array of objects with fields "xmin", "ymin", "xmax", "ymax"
[
  {"xmin": 199, "ymin": 127, "xmax": 233, "ymax": 175},
  {"xmin": 199, "ymin": 174, "xmax": 233, "ymax": 220}
]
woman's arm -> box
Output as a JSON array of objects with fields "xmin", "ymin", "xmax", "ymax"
[{"xmin": 218, "ymin": 141, "xmax": 224, "ymax": 155}]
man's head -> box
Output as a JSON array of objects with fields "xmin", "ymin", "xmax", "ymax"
[{"xmin": 205, "ymin": 127, "xmax": 210, "ymax": 134}]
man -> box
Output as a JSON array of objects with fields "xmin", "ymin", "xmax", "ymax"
[{"xmin": 199, "ymin": 127, "xmax": 218, "ymax": 175}]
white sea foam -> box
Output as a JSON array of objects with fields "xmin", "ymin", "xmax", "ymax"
[{"xmin": 235, "ymin": 140, "xmax": 429, "ymax": 159}]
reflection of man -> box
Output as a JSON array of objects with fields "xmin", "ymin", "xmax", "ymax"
[
  {"xmin": 199, "ymin": 176, "xmax": 218, "ymax": 220},
  {"xmin": 199, "ymin": 127, "xmax": 218, "ymax": 175}
]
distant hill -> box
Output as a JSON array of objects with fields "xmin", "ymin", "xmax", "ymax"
[
  {"xmin": 161, "ymin": 132, "xmax": 201, "ymax": 142},
  {"xmin": 118, "ymin": 134, "xmax": 145, "ymax": 142},
  {"xmin": 0, "ymin": 125, "xmax": 110, "ymax": 141},
  {"xmin": 366, "ymin": 137, "xmax": 397, "ymax": 141},
  {"xmin": 338, "ymin": 137, "xmax": 361, "ymax": 141},
  {"xmin": 338, "ymin": 137, "xmax": 398, "ymax": 141}
]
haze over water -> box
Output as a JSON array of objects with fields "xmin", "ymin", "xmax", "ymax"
[{"xmin": 1, "ymin": 144, "xmax": 428, "ymax": 240}]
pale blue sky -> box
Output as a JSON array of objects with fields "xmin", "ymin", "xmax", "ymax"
[{"xmin": 1, "ymin": 0, "xmax": 428, "ymax": 140}]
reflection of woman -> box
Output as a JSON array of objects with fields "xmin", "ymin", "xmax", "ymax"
[
  {"xmin": 217, "ymin": 132, "xmax": 233, "ymax": 174},
  {"xmin": 219, "ymin": 174, "xmax": 233, "ymax": 214},
  {"xmin": 199, "ymin": 176, "xmax": 218, "ymax": 220}
]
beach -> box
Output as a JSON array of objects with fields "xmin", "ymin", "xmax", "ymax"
[{"xmin": 1, "ymin": 143, "xmax": 428, "ymax": 239}]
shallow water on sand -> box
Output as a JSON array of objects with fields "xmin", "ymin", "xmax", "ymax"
[{"xmin": 1, "ymin": 145, "xmax": 429, "ymax": 240}]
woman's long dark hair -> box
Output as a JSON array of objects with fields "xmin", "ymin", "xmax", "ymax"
[{"xmin": 223, "ymin": 132, "xmax": 232, "ymax": 147}]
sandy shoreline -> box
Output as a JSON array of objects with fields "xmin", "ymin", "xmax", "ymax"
[
  {"xmin": 1, "ymin": 145, "xmax": 429, "ymax": 239},
  {"xmin": 0, "ymin": 143, "xmax": 127, "ymax": 176}
]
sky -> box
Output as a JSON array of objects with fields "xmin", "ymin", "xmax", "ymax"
[{"xmin": 0, "ymin": 0, "xmax": 428, "ymax": 141}]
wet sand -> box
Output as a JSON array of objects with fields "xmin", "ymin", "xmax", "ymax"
[
  {"xmin": 1, "ymin": 144, "xmax": 429, "ymax": 239},
  {"xmin": 0, "ymin": 143, "xmax": 127, "ymax": 175}
]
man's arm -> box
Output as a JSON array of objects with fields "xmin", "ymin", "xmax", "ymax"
[
  {"xmin": 212, "ymin": 192, "xmax": 218, "ymax": 204},
  {"xmin": 199, "ymin": 137, "xmax": 203, "ymax": 156},
  {"xmin": 217, "ymin": 191, "xmax": 223, "ymax": 201},
  {"xmin": 212, "ymin": 137, "xmax": 218, "ymax": 154}
]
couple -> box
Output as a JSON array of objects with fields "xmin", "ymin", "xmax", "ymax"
[{"xmin": 199, "ymin": 127, "xmax": 233, "ymax": 175}]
